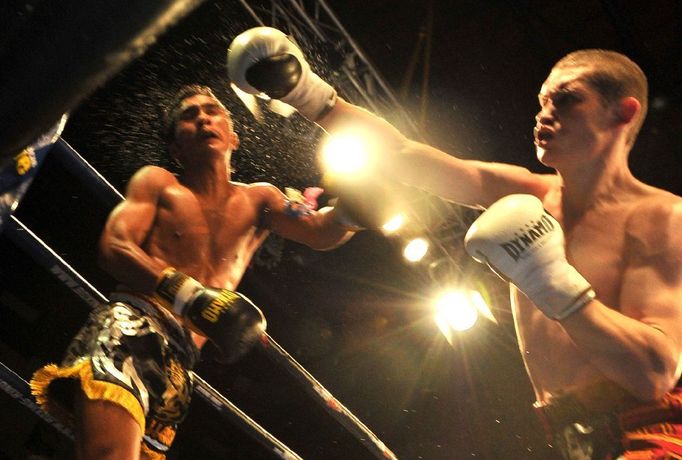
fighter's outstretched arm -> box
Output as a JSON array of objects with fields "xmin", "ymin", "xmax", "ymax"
[
  {"xmin": 319, "ymin": 99, "xmax": 550, "ymax": 208},
  {"xmin": 227, "ymin": 27, "xmax": 550, "ymax": 209}
]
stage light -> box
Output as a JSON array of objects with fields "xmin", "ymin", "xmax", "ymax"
[
  {"xmin": 382, "ymin": 213, "xmax": 405, "ymax": 234},
  {"xmin": 320, "ymin": 133, "xmax": 369, "ymax": 175},
  {"xmin": 403, "ymin": 237, "xmax": 429, "ymax": 262},
  {"xmin": 434, "ymin": 290, "xmax": 479, "ymax": 342}
]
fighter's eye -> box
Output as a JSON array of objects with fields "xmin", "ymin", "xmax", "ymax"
[
  {"xmin": 553, "ymin": 88, "xmax": 580, "ymax": 107},
  {"xmin": 179, "ymin": 106, "xmax": 199, "ymax": 120},
  {"xmin": 203, "ymin": 104, "xmax": 225, "ymax": 116}
]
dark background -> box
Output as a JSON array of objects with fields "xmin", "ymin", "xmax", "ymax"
[{"xmin": 2, "ymin": 1, "xmax": 682, "ymax": 459}]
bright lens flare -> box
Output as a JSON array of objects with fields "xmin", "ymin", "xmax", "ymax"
[
  {"xmin": 382, "ymin": 213, "xmax": 405, "ymax": 234},
  {"xmin": 320, "ymin": 134, "xmax": 368, "ymax": 175},
  {"xmin": 434, "ymin": 291, "xmax": 479, "ymax": 343},
  {"xmin": 469, "ymin": 290, "xmax": 497, "ymax": 324},
  {"xmin": 403, "ymin": 238, "xmax": 428, "ymax": 262}
]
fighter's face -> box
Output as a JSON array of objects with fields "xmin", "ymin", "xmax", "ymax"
[
  {"xmin": 170, "ymin": 94, "xmax": 239, "ymax": 165},
  {"xmin": 534, "ymin": 65, "xmax": 617, "ymax": 168}
]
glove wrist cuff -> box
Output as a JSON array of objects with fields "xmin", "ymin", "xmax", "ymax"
[
  {"xmin": 154, "ymin": 268, "xmax": 203, "ymax": 316},
  {"xmin": 282, "ymin": 71, "xmax": 337, "ymax": 121},
  {"xmin": 551, "ymin": 288, "xmax": 596, "ymax": 321},
  {"xmin": 523, "ymin": 263, "xmax": 595, "ymax": 320}
]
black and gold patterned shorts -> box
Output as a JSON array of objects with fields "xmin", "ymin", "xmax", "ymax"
[{"xmin": 31, "ymin": 292, "xmax": 200, "ymax": 459}]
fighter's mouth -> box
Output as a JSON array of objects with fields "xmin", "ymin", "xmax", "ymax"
[
  {"xmin": 198, "ymin": 130, "xmax": 219, "ymax": 140},
  {"xmin": 534, "ymin": 126, "xmax": 554, "ymax": 145}
]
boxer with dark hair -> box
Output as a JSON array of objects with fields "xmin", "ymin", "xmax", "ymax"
[
  {"xmin": 229, "ymin": 28, "xmax": 682, "ymax": 459},
  {"xmin": 31, "ymin": 84, "xmax": 358, "ymax": 459}
]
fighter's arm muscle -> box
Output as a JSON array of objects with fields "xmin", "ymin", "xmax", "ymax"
[
  {"xmin": 561, "ymin": 199, "xmax": 682, "ymax": 401},
  {"xmin": 619, "ymin": 200, "xmax": 682, "ymax": 392},
  {"xmin": 318, "ymin": 98, "xmax": 551, "ymax": 207},
  {"xmin": 98, "ymin": 166, "xmax": 176, "ymax": 292}
]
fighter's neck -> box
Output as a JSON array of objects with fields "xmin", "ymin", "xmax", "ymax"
[
  {"xmin": 558, "ymin": 162, "xmax": 638, "ymax": 218},
  {"xmin": 179, "ymin": 162, "xmax": 234, "ymax": 196}
]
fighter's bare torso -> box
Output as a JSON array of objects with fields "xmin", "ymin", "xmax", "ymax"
[
  {"xmin": 514, "ymin": 177, "xmax": 681, "ymax": 402},
  {"xmin": 141, "ymin": 167, "xmax": 272, "ymax": 291}
]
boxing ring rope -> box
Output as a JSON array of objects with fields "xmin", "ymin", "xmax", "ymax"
[
  {"xmin": 192, "ymin": 373, "xmax": 303, "ymax": 460},
  {"xmin": 260, "ymin": 334, "xmax": 398, "ymax": 460},
  {"xmin": 0, "ymin": 361, "xmax": 74, "ymax": 441},
  {"xmin": 0, "ymin": 139, "xmax": 398, "ymax": 459}
]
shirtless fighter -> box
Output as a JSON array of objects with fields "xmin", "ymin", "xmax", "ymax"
[
  {"xmin": 227, "ymin": 27, "xmax": 682, "ymax": 459},
  {"xmin": 31, "ymin": 84, "xmax": 358, "ymax": 459}
]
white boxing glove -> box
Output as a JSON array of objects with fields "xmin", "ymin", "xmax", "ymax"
[
  {"xmin": 227, "ymin": 27, "xmax": 337, "ymax": 121},
  {"xmin": 464, "ymin": 194, "xmax": 595, "ymax": 320}
]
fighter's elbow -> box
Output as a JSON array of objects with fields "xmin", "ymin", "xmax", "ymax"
[
  {"xmin": 97, "ymin": 246, "xmax": 118, "ymax": 275},
  {"xmin": 633, "ymin": 374, "xmax": 677, "ymax": 402},
  {"xmin": 630, "ymin": 356, "xmax": 680, "ymax": 402},
  {"xmin": 305, "ymin": 230, "xmax": 355, "ymax": 251},
  {"xmin": 306, "ymin": 238, "xmax": 344, "ymax": 252},
  {"xmin": 97, "ymin": 239, "xmax": 113, "ymax": 270}
]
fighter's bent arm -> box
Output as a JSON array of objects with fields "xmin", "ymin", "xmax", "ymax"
[
  {"xmin": 560, "ymin": 200, "xmax": 682, "ymax": 401},
  {"xmin": 98, "ymin": 166, "xmax": 173, "ymax": 293}
]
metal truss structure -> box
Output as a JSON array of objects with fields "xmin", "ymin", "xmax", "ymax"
[{"xmin": 236, "ymin": 0, "xmax": 421, "ymax": 138}]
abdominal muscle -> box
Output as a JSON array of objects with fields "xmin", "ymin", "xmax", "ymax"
[
  {"xmin": 141, "ymin": 225, "xmax": 269, "ymax": 350},
  {"xmin": 512, "ymin": 287, "xmax": 607, "ymax": 403}
]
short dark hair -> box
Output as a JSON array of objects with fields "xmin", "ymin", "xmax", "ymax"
[
  {"xmin": 552, "ymin": 50, "xmax": 648, "ymax": 145},
  {"xmin": 161, "ymin": 84, "xmax": 226, "ymax": 143}
]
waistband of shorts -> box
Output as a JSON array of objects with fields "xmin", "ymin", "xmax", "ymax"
[
  {"xmin": 109, "ymin": 291, "xmax": 167, "ymax": 316},
  {"xmin": 108, "ymin": 291, "xmax": 185, "ymax": 339},
  {"xmin": 533, "ymin": 385, "xmax": 682, "ymax": 441},
  {"xmin": 108, "ymin": 291, "xmax": 201, "ymax": 363}
]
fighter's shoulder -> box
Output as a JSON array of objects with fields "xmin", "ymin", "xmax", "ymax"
[
  {"xmin": 129, "ymin": 165, "xmax": 177, "ymax": 185},
  {"xmin": 625, "ymin": 188, "xmax": 682, "ymax": 253},
  {"xmin": 126, "ymin": 165, "xmax": 179, "ymax": 197},
  {"xmin": 238, "ymin": 181, "xmax": 284, "ymax": 201}
]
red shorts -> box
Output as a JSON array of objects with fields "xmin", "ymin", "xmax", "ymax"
[{"xmin": 535, "ymin": 386, "xmax": 682, "ymax": 460}]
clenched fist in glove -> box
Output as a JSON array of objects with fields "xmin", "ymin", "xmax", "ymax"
[
  {"xmin": 227, "ymin": 26, "xmax": 337, "ymax": 121},
  {"xmin": 155, "ymin": 268, "xmax": 266, "ymax": 363},
  {"xmin": 464, "ymin": 194, "xmax": 595, "ymax": 320}
]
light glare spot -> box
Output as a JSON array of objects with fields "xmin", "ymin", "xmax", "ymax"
[
  {"xmin": 382, "ymin": 213, "xmax": 405, "ymax": 234},
  {"xmin": 403, "ymin": 238, "xmax": 428, "ymax": 262},
  {"xmin": 320, "ymin": 134, "xmax": 368, "ymax": 174},
  {"xmin": 434, "ymin": 290, "xmax": 479, "ymax": 336}
]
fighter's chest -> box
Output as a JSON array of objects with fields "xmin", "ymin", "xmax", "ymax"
[
  {"xmin": 551, "ymin": 206, "xmax": 628, "ymax": 304},
  {"xmin": 159, "ymin": 191, "xmax": 260, "ymax": 246}
]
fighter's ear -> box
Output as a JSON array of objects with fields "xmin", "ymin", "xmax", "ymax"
[
  {"xmin": 230, "ymin": 132, "xmax": 240, "ymax": 150},
  {"xmin": 617, "ymin": 96, "xmax": 640, "ymax": 125}
]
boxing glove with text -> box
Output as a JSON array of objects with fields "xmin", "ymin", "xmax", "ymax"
[
  {"xmin": 155, "ymin": 268, "xmax": 266, "ymax": 362},
  {"xmin": 464, "ymin": 194, "xmax": 595, "ymax": 320}
]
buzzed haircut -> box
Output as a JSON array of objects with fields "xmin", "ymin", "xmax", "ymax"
[
  {"xmin": 553, "ymin": 49, "xmax": 648, "ymax": 145},
  {"xmin": 161, "ymin": 84, "xmax": 226, "ymax": 143}
]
